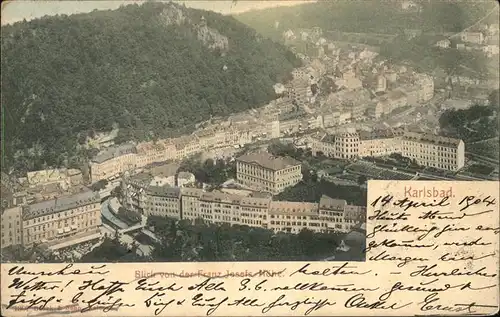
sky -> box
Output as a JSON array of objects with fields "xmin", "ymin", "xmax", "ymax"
[{"xmin": 1, "ymin": 0, "xmax": 314, "ymax": 25}]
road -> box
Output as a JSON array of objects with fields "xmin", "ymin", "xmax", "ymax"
[
  {"xmin": 447, "ymin": 5, "xmax": 499, "ymax": 40},
  {"xmin": 469, "ymin": 137, "xmax": 499, "ymax": 145},
  {"xmin": 101, "ymin": 199, "xmax": 128, "ymax": 230}
]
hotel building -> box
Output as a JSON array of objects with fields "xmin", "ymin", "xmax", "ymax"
[
  {"xmin": 21, "ymin": 190, "xmax": 101, "ymax": 250},
  {"xmin": 312, "ymin": 129, "xmax": 465, "ymax": 171},
  {"xmin": 121, "ymin": 177, "xmax": 364, "ymax": 235},
  {"xmin": 236, "ymin": 152, "xmax": 302, "ymax": 194},
  {"xmin": 179, "ymin": 190, "xmax": 363, "ymax": 234},
  {"xmin": 146, "ymin": 185, "xmax": 181, "ymax": 219},
  {"xmin": 311, "ymin": 132, "xmax": 360, "ymax": 160},
  {"xmin": 268, "ymin": 201, "xmax": 322, "ymax": 234},
  {"xmin": 401, "ymin": 132, "xmax": 465, "ymax": 171},
  {"xmin": 90, "ymin": 143, "xmax": 137, "ymax": 183},
  {"xmin": 180, "ymin": 188, "xmax": 204, "ymax": 222}
]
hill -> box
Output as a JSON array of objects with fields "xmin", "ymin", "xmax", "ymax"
[
  {"xmin": 235, "ymin": 0, "xmax": 498, "ymax": 79},
  {"xmin": 1, "ymin": 2, "xmax": 301, "ymax": 173},
  {"xmin": 235, "ymin": 0, "xmax": 498, "ymax": 41}
]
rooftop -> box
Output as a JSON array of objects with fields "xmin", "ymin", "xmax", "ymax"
[
  {"xmin": 22, "ymin": 190, "xmax": 100, "ymax": 221},
  {"xmin": 178, "ymin": 172, "xmax": 195, "ymax": 180},
  {"xmin": 149, "ymin": 162, "xmax": 180, "ymax": 178},
  {"xmin": 403, "ymin": 132, "xmax": 462, "ymax": 147},
  {"xmin": 344, "ymin": 205, "xmax": 366, "ymax": 221},
  {"xmin": 359, "ymin": 128, "xmax": 396, "ymax": 140},
  {"xmin": 194, "ymin": 128, "xmax": 216, "ymax": 139},
  {"xmin": 319, "ymin": 195, "xmax": 347, "ymax": 211},
  {"xmin": 200, "ymin": 191, "xmax": 242, "ymax": 205},
  {"xmin": 180, "ymin": 187, "xmax": 204, "ymax": 198},
  {"xmin": 127, "ymin": 173, "xmax": 154, "ymax": 187},
  {"xmin": 269, "ymin": 201, "xmax": 319, "ymax": 216},
  {"xmin": 236, "ymin": 152, "xmax": 301, "ymax": 171},
  {"xmin": 173, "ymin": 135, "xmax": 198, "ymax": 150},
  {"xmin": 92, "ymin": 143, "xmax": 136, "ymax": 164},
  {"xmin": 240, "ymin": 196, "xmax": 271, "ymax": 208},
  {"xmin": 136, "ymin": 141, "xmax": 165, "ymax": 154},
  {"xmin": 147, "ymin": 185, "xmax": 181, "ymax": 198}
]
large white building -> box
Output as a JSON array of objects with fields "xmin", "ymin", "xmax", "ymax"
[
  {"xmin": 401, "ymin": 132, "xmax": 465, "ymax": 171},
  {"xmin": 121, "ymin": 181, "xmax": 365, "ymax": 235},
  {"xmin": 21, "ymin": 190, "xmax": 102, "ymax": 250},
  {"xmin": 236, "ymin": 152, "xmax": 302, "ymax": 194},
  {"xmin": 311, "ymin": 132, "xmax": 360, "ymax": 160},
  {"xmin": 312, "ymin": 129, "xmax": 465, "ymax": 171}
]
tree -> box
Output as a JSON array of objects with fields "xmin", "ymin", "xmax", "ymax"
[
  {"xmin": 1, "ymin": 1, "xmax": 301, "ymax": 173},
  {"xmin": 488, "ymin": 89, "xmax": 499, "ymax": 107},
  {"xmin": 357, "ymin": 175, "xmax": 367, "ymax": 185}
]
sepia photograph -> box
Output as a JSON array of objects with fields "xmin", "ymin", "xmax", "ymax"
[{"xmin": 1, "ymin": 0, "xmax": 498, "ymax": 267}]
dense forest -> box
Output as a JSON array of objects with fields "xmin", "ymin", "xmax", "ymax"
[
  {"xmin": 439, "ymin": 89, "xmax": 499, "ymax": 143},
  {"xmin": 1, "ymin": 2, "xmax": 301, "ymax": 174},
  {"xmin": 236, "ymin": 0, "xmax": 498, "ymax": 40}
]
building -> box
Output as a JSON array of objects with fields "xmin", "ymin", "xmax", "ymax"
[
  {"xmin": 25, "ymin": 168, "xmax": 83, "ymax": 189},
  {"xmin": 265, "ymin": 120, "xmax": 281, "ymax": 139},
  {"xmin": 312, "ymin": 132, "xmax": 360, "ymax": 160},
  {"xmin": 239, "ymin": 196, "xmax": 271, "ymax": 228},
  {"xmin": 371, "ymin": 90, "xmax": 408, "ymax": 119},
  {"xmin": 268, "ymin": 201, "xmax": 322, "ymax": 234},
  {"xmin": 180, "ymin": 188, "xmax": 204, "ymax": 222},
  {"xmin": 460, "ymin": 32, "xmax": 485, "ymax": 45},
  {"xmin": 319, "ymin": 195, "xmax": 365, "ymax": 233},
  {"xmin": 322, "ymin": 111, "xmax": 341, "ymax": 128},
  {"xmin": 312, "ymin": 129, "xmax": 464, "ymax": 171},
  {"xmin": 358, "ymin": 128, "xmax": 405, "ymax": 157},
  {"xmin": 415, "ymin": 74, "xmax": 434, "ymax": 102},
  {"xmin": 1, "ymin": 206, "xmax": 22, "ymax": 248},
  {"xmin": 90, "ymin": 143, "xmax": 137, "ymax": 183},
  {"xmin": 483, "ymin": 45, "xmax": 499, "ymax": 57},
  {"xmin": 145, "ymin": 186, "xmax": 181, "ymax": 219},
  {"xmin": 401, "ymin": 132, "xmax": 465, "ymax": 171},
  {"xmin": 21, "ymin": 190, "xmax": 101, "ymax": 250},
  {"xmin": 136, "ymin": 141, "xmax": 169, "ymax": 168},
  {"xmin": 435, "ymin": 39, "xmax": 451, "ymax": 49},
  {"xmin": 122, "ymin": 173, "xmax": 153, "ymax": 214},
  {"xmin": 375, "ymin": 75, "xmax": 387, "ymax": 93},
  {"xmin": 267, "ymin": 196, "xmax": 366, "ymax": 234},
  {"xmin": 401, "ymin": 0, "xmax": 421, "ymax": 12},
  {"xmin": 236, "ymin": 152, "xmax": 302, "ymax": 194},
  {"xmin": 173, "ymin": 135, "xmax": 201, "ymax": 160},
  {"xmin": 177, "ymin": 189, "xmax": 364, "ymax": 234},
  {"xmin": 283, "ymin": 29, "xmax": 296, "ymax": 42},
  {"xmin": 182, "ymin": 189, "xmax": 268, "ymax": 227},
  {"xmin": 198, "ymin": 192, "xmax": 243, "ymax": 225},
  {"xmin": 177, "ymin": 172, "xmax": 196, "ymax": 188}
]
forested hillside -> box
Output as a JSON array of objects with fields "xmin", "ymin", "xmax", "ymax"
[
  {"xmin": 235, "ymin": 0, "xmax": 497, "ymax": 41},
  {"xmin": 1, "ymin": 2, "xmax": 301, "ymax": 173},
  {"xmin": 236, "ymin": 1, "xmax": 498, "ymax": 80}
]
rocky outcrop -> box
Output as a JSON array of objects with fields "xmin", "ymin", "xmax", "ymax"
[
  {"xmin": 196, "ymin": 24, "xmax": 229, "ymax": 52},
  {"xmin": 158, "ymin": 5, "xmax": 229, "ymax": 52},
  {"xmin": 158, "ymin": 4, "xmax": 190, "ymax": 26}
]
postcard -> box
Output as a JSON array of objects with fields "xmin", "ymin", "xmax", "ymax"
[{"xmin": 1, "ymin": 0, "xmax": 499, "ymax": 316}]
